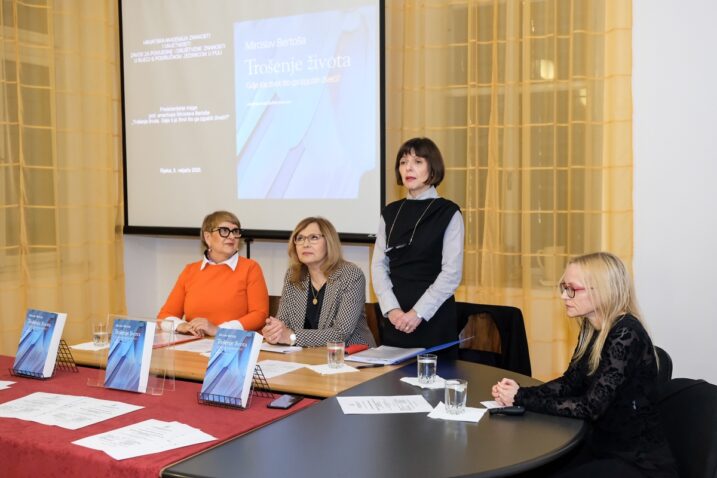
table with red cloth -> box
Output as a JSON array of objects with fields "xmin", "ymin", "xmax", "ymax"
[{"xmin": 0, "ymin": 355, "xmax": 316, "ymax": 478}]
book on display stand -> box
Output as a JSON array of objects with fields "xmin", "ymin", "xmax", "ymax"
[
  {"xmin": 11, "ymin": 309, "xmax": 70, "ymax": 379},
  {"xmin": 198, "ymin": 329, "xmax": 268, "ymax": 409},
  {"xmin": 104, "ymin": 318, "xmax": 157, "ymax": 393}
]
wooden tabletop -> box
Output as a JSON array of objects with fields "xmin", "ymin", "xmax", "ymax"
[{"xmin": 69, "ymin": 341, "xmax": 405, "ymax": 398}]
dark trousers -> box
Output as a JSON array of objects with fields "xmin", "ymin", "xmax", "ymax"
[{"xmin": 511, "ymin": 441, "xmax": 647, "ymax": 478}]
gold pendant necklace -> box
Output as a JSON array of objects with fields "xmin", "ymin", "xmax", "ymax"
[{"xmin": 311, "ymin": 284, "xmax": 319, "ymax": 305}]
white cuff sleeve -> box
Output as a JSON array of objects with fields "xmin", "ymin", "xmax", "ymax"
[
  {"xmin": 219, "ymin": 320, "xmax": 244, "ymax": 330},
  {"xmin": 160, "ymin": 316, "xmax": 185, "ymax": 332}
]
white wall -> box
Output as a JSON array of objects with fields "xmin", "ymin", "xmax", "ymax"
[
  {"xmin": 123, "ymin": 235, "xmax": 371, "ymax": 319},
  {"xmin": 125, "ymin": 0, "xmax": 717, "ymax": 382},
  {"xmin": 633, "ymin": 0, "xmax": 717, "ymax": 383}
]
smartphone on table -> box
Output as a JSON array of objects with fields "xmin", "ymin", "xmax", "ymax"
[{"xmin": 267, "ymin": 394, "xmax": 303, "ymax": 409}]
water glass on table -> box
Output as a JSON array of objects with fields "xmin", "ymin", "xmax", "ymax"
[
  {"xmin": 444, "ymin": 379, "xmax": 468, "ymax": 415},
  {"xmin": 92, "ymin": 322, "xmax": 109, "ymax": 347},
  {"xmin": 417, "ymin": 353, "xmax": 437, "ymax": 384},
  {"xmin": 327, "ymin": 341, "xmax": 345, "ymax": 368}
]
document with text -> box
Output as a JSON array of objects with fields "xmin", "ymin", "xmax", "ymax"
[
  {"xmin": 73, "ymin": 419, "xmax": 216, "ymax": 460},
  {"xmin": 336, "ymin": 395, "xmax": 433, "ymax": 414},
  {"xmin": 0, "ymin": 392, "xmax": 143, "ymax": 429},
  {"xmin": 256, "ymin": 360, "xmax": 308, "ymax": 379},
  {"xmin": 260, "ymin": 343, "xmax": 302, "ymax": 354},
  {"xmin": 170, "ymin": 338, "xmax": 215, "ymax": 354}
]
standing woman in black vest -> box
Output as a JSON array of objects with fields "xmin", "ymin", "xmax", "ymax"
[{"xmin": 371, "ymin": 138, "xmax": 464, "ymax": 348}]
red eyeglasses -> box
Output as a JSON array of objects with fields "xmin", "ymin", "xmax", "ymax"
[{"xmin": 559, "ymin": 282, "xmax": 586, "ymax": 298}]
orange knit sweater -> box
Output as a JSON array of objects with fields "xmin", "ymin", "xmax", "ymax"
[{"xmin": 158, "ymin": 257, "xmax": 269, "ymax": 331}]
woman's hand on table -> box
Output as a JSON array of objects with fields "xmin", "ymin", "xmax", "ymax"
[
  {"xmin": 177, "ymin": 318, "xmax": 217, "ymax": 337},
  {"xmin": 492, "ymin": 378, "xmax": 519, "ymax": 406},
  {"xmin": 262, "ymin": 317, "xmax": 292, "ymax": 344}
]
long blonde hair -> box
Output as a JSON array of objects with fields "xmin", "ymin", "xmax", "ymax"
[
  {"xmin": 287, "ymin": 217, "xmax": 344, "ymax": 284},
  {"xmin": 568, "ymin": 252, "xmax": 647, "ymax": 375}
]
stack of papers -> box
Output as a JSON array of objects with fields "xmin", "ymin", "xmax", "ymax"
[
  {"xmin": 345, "ymin": 339, "xmax": 467, "ymax": 365},
  {"xmin": 0, "ymin": 392, "xmax": 143, "ymax": 429},
  {"xmin": 345, "ymin": 346, "xmax": 425, "ymax": 365},
  {"xmin": 260, "ymin": 343, "xmax": 302, "ymax": 354},
  {"xmin": 73, "ymin": 419, "xmax": 216, "ymax": 460},
  {"xmin": 256, "ymin": 360, "xmax": 308, "ymax": 379},
  {"xmin": 171, "ymin": 338, "xmax": 214, "ymax": 354},
  {"xmin": 307, "ymin": 364, "xmax": 359, "ymax": 375}
]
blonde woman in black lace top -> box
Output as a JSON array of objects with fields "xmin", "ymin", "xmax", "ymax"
[{"xmin": 492, "ymin": 252, "xmax": 677, "ymax": 477}]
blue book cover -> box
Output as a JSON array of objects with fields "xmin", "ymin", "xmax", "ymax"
[
  {"xmin": 104, "ymin": 318, "xmax": 157, "ymax": 393},
  {"xmin": 201, "ymin": 329, "xmax": 262, "ymax": 407},
  {"xmin": 13, "ymin": 309, "xmax": 67, "ymax": 378}
]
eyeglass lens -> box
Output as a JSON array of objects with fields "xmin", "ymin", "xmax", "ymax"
[
  {"xmin": 215, "ymin": 227, "xmax": 241, "ymax": 238},
  {"xmin": 294, "ymin": 234, "xmax": 322, "ymax": 244},
  {"xmin": 559, "ymin": 283, "xmax": 574, "ymax": 298}
]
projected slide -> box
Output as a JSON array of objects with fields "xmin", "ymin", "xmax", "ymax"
[
  {"xmin": 234, "ymin": 9, "xmax": 376, "ymax": 199},
  {"xmin": 121, "ymin": 0, "xmax": 382, "ymax": 236}
]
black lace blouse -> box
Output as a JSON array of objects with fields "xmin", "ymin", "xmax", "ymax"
[{"xmin": 515, "ymin": 315, "xmax": 677, "ymax": 477}]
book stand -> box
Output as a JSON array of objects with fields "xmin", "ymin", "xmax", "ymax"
[
  {"xmin": 9, "ymin": 339, "xmax": 79, "ymax": 379},
  {"xmin": 87, "ymin": 315, "xmax": 176, "ymax": 396},
  {"xmin": 197, "ymin": 364, "xmax": 273, "ymax": 410}
]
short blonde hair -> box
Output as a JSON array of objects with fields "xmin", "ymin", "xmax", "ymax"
[
  {"xmin": 567, "ymin": 252, "xmax": 646, "ymax": 374},
  {"xmin": 200, "ymin": 211, "xmax": 241, "ymax": 249},
  {"xmin": 287, "ymin": 217, "xmax": 343, "ymax": 284}
]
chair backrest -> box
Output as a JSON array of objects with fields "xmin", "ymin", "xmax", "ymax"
[
  {"xmin": 658, "ymin": 378, "xmax": 717, "ymax": 478},
  {"xmin": 455, "ymin": 302, "xmax": 531, "ymax": 376},
  {"xmin": 269, "ymin": 295, "xmax": 281, "ymax": 317},
  {"xmin": 654, "ymin": 345, "xmax": 673, "ymax": 384},
  {"xmin": 364, "ymin": 303, "xmax": 381, "ymax": 346}
]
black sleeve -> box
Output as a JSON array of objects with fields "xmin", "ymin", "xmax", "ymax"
[{"xmin": 515, "ymin": 324, "xmax": 644, "ymax": 420}]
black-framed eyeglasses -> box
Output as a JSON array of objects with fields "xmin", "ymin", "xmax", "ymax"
[
  {"xmin": 385, "ymin": 198, "xmax": 437, "ymax": 254},
  {"xmin": 559, "ymin": 282, "xmax": 587, "ymax": 299},
  {"xmin": 212, "ymin": 227, "xmax": 242, "ymax": 238},
  {"xmin": 294, "ymin": 233, "xmax": 324, "ymax": 245},
  {"xmin": 384, "ymin": 240, "xmax": 412, "ymax": 253}
]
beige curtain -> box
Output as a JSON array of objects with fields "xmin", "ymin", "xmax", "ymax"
[
  {"xmin": 0, "ymin": 0, "xmax": 125, "ymax": 355},
  {"xmin": 385, "ymin": 0, "xmax": 632, "ymax": 380}
]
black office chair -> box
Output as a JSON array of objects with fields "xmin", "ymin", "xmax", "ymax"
[
  {"xmin": 654, "ymin": 346, "xmax": 673, "ymax": 384},
  {"xmin": 455, "ymin": 302, "xmax": 531, "ymax": 376},
  {"xmin": 657, "ymin": 378, "xmax": 717, "ymax": 478}
]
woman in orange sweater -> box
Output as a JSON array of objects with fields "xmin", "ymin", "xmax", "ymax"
[{"xmin": 158, "ymin": 210, "xmax": 269, "ymax": 336}]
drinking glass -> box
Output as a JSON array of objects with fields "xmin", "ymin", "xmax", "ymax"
[
  {"xmin": 417, "ymin": 354, "xmax": 437, "ymax": 384},
  {"xmin": 444, "ymin": 379, "xmax": 468, "ymax": 414},
  {"xmin": 327, "ymin": 341, "xmax": 345, "ymax": 368},
  {"xmin": 92, "ymin": 322, "xmax": 109, "ymax": 347}
]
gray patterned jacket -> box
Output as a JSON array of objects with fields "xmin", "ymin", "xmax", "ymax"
[{"xmin": 276, "ymin": 261, "xmax": 376, "ymax": 347}]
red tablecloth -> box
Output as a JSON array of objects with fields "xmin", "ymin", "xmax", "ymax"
[{"xmin": 0, "ymin": 356, "xmax": 316, "ymax": 478}]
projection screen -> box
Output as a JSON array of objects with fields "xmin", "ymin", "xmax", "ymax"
[{"xmin": 120, "ymin": 0, "xmax": 384, "ymax": 241}]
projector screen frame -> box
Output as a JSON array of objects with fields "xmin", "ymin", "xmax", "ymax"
[{"xmin": 118, "ymin": 0, "xmax": 386, "ymax": 245}]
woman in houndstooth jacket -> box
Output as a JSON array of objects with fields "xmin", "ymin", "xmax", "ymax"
[{"xmin": 261, "ymin": 217, "xmax": 376, "ymax": 347}]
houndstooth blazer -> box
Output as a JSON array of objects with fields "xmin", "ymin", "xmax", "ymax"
[{"xmin": 276, "ymin": 261, "xmax": 376, "ymax": 347}]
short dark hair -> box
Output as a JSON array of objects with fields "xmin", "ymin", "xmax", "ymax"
[{"xmin": 394, "ymin": 137, "xmax": 445, "ymax": 187}]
